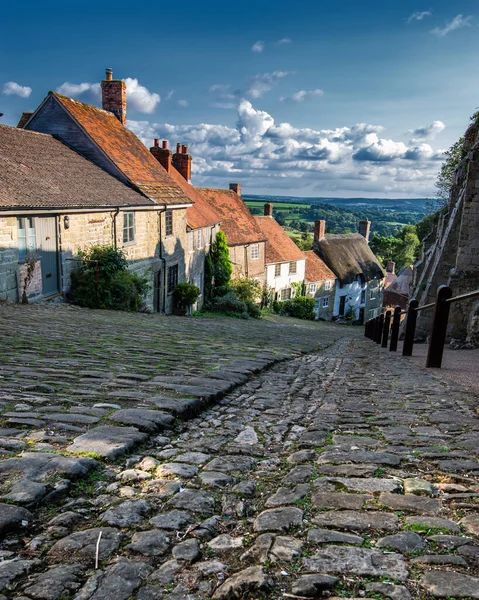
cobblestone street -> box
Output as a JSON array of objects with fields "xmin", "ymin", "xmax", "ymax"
[{"xmin": 1, "ymin": 305, "xmax": 479, "ymax": 599}]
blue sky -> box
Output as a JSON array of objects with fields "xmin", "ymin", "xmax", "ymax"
[{"xmin": 2, "ymin": 0, "xmax": 478, "ymax": 197}]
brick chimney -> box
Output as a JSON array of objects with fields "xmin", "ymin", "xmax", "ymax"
[
  {"xmin": 101, "ymin": 68, "xmax": 126, "ymax": 125},
  {"xmin": 150, "ymin": 139, "xmax": 172, "ymax": 172},
  {"xmin": 359, "ymin": 218, "xmax": 371, "ymax": 242},
  {"xmin": 172, "ymin": 143, "xmax": 192, "ymax": 181},
  {"xmin": 314, "ymin": 220, "xmax": 326, "ymax": 241},
  {"xmin": 264, "ymin": 203, "xmax": 273, "ymax": 217},
  {"xmin": 229, "ymin": 183, "xmax": 242, "ymax": 196},
  {"xmin": 387, "ymin": 260, "xmax": 395, "ymax": 274}
]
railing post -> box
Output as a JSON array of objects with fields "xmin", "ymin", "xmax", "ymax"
[
  {"xmin": 382, "ymin": 310, "xmax": 391, "ymax": 348},
  {"xmin": 426, "ymin": 285, "xmax": 453, "ymax": 368},
  {"xmin": 364, "ymin": 319, "xmax": 369, "ymax": 338},
  {"xmin": 402, "ymin": 298, "xmax": 419, "ymax": 356},
  {"xmin": 389, "ymin": 306, "xmax": 401, "ymax": 352},
  {"xmin": 376, "ymin": 313, "xmax": 384, "ymax": 344}
]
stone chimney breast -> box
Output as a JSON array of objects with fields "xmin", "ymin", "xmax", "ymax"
[
  {"xmin": 314, "ymin": 220, "xmax": 326, "ymax": 241},
  {"xmin": 359, "ymin": 219, "xmax": 371, "ymax": 242}
]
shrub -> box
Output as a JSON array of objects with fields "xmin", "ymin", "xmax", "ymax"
[
  {"xmin": 230, "ymin": 277, "xmax": 262, "ymax": 304},
  {"xmin": 245, "ymin": 301, "xmax": 262, "ymax": 319},
  {"xmin": 174, "ymin": 282, "xmax": 200, "ymax": 310},
  {"xmin": 69, "ymin": 245, "xmax": 148, "ymax": 312},
  {"xmin": 209, "ymin": 231, "xmax": 232, "ymax": 289},
  {"xmin": 211, "ymin": 291, "xmax": 248, "ymax": 318},
  {"xmin": 214, "ymin": 285, "xmax": 234, "ymax": 298},
  {"xmin": 280, "ymin": 296, "xmax": 315, "ymax": 320}
]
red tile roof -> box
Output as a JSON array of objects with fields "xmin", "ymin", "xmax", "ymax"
[
  {"xmin": 167, "ymin": 167, "xmax": 221, "ymax": 229},
  {"xmin": 304, "ymin": 251, "xmax": 336, "ymax": 282},
  {"xmin": 254, "ymin": 216, "xmax": 305, "ymax": 264},
  {"xmin": 51, "ymin": 93, "xmax": 191, "ymax": 206},
  {"xmin": 0, "ymin": 125, "xmax": 153, "ymax": 209},
  {"xmin": 199, "ymin": 188, "xmax": 266, "ymax": 246}
]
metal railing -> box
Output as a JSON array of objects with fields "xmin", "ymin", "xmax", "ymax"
[{"xmin": 365, "ymin": 285, "xmax": 479, "ymax": 368}]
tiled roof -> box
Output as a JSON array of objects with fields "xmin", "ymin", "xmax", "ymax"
[
  {"xmin": 316, "ymin": 233, "xmax": 386, "ymax": 284},
  {"xmin": 254, "ymin": 216, "xmax": 305, "ymax": 264},
  {"xmin": 0, "ymin": 124, "xmax": 153, "ymax": 209},
  {"xmin": 167, "ymin": 167, "xmax": 221, "ymax": 229},
  {"xmin": 304, "ymin": 250, "xmax": 336, "ymax": 282},
  {"xmin": 52, "ymin": 93, "xmax": 191, "ymax": 206},
  {"xmin": 199, "ymin": 187, "xmax": 266, "ymax": 245}
]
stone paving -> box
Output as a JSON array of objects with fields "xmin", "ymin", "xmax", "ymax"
[{"xmin": 0, "ymin": 304, "xmax": 479, "ymax": 599}]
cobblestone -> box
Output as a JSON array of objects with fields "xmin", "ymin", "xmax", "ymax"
[{"xmin": 1, "ymin": 304, "xmax": 479, "ymax": 598}]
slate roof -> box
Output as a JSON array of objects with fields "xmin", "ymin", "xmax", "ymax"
[
  {"xmin": 167, "ymin": 167, "xmax": 221, "ymax": 229},
  {"xmin": 254, "ymin": 216, "xmax": 305, "ymax": 264},
  {"xmin": 199, "ymin": 187, "xmax": 266, "ymax": 246},
  {"xmin": 51, "ymin": 93, "xmax": 191, "ymax": 206},
  {"xmin": 304, "ymin": 250, "xmax": 336, "ymax": 282},
  {"xmin": 0, "ymin": 124, "xmax": 153, "ymax": 210},
  {"xmin": 315, "ymin": 233, "xmax": 385, "ymax": 284}
]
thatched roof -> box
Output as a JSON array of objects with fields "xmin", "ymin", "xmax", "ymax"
[{"xmin": 315, "ymin": 233, "xmax": 385, "ymax": 284}]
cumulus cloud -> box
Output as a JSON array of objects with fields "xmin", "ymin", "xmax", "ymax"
[
  {"xmin": 408, "ymin": 10, "xmax": 432, "ymax": 22},
  {"xmin": 246, "ymin": 71, "xmax": 291, "ymax": 98},
  {"xmin": 431, "ymin": 14, "xmax": 472, "ymax": 36},
  {"xmin": 128, "ymin": 100, "xmax": 442, "ymax": 197},
  {"xmin": 280, "ymin": 89, "xmax": 324, "ymax": 103},
  {"xmin": 177, "ymin": 99, "xmax": 189, "ymax": 108},
  {"xmin": 409, "ymin": 120, "xmax": 445, "ymax": 141},
  {"xmin": 56, "ymin": 78, "xmax": 160, "ymax": 114},
  {"xmin": 251, "ymin": 41, "xmax": 265, "ymax": 53},
  {"xmin": 3, "ymin": 81, "xmax": 32, "ymax": 98}
]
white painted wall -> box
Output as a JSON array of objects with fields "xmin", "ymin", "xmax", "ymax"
[
  {"xmin": 333, "ymin": 276, "xmax": 367, "ymax": 320},
  {"xmin": 266, "ymin": 259, "xmax": 306, "ymax": 296}
]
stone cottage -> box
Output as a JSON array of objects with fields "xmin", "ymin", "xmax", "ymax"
[
  {"xmin": 0, "ymin": 124, "xmax": 169, "ymax": 308},
  {"xmin": 200, "ymin": 184, "xmax": 266, "ymax": 281},
  {"xmin": 313, "ymin": 219, "xmax": 385, "ymax": 323},
  {"xmin": 20, "ymin": 69, "xmax": 199, "ymax": 313},
  {"xmin": 304, "ymin": 250, "xmax": 337, "ymax": 320},
  {"xmin": 254, "ymin": 203, "xmax": 306, "ymax": 301}
]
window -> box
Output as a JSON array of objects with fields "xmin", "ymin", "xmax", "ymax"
[
  {"xmin": 250, "ymin": 244, "xmax": 259, "ymax": 260},
  {"xmin": 188, "ymin": 231, "xmax": 194, "ymax": 253},
  {"xmin": 123, "ymin": 212, "xmax": 135, "ymax": 244},
  {"xmin": 197, "ymin": 229, "xmax": 203, "ymax": 249},
  {"xmin": 17, "ymin": 218, "xmax": 36, "ymax": 261},
  {"xmin": 309, "ymin": 283, "xmax": 317, "ymax": 293},
  {"xmin": 167, "ymin": 264, "xmax": 178, "ymax": 294},
  {"xmin": 325, "ymin": 279, "xmax": 331, "ymax": 291},
  {"xmin": 196, "ymin": 273, "xmax": 202, "ymax": 296},
  {"xmin": 289, "ymin": 261, "xmax": 297, "ymax": 275},
  {"xmin": 360, "ymin": 289, "xmax": 366, "ymax": 304},
  {"xmin": 165, "ymin": 210, "xmax": 173, "ymax": 236},
  {"xmin": 280, "ymin": 288, "xmax": 291, "ymax": 301},
  {"xmin": 369, "ymin": 289, "xmax": 376, "ymax": 301},
  {"xmin": 274, "ymin": 263, "xmax": 281, "ymax": 277},
  {"xmin": 322, "ymin": 296, "xmax": 330, "ymax": 308}
]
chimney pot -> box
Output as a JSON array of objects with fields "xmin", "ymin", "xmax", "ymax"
[
  {"xmin": 154, "ymin": 138, "xmax": 159, "ymax": 147},
  {"xmin": 387, "ymin": 260, "xmax": 396, "ymax": 274},
  {"xmin": 176, "ymin": 143, "xmax": 181, "ymax": 153},
  {"xmin": 264, "ymin": 203, "xmax": 273, "ymax": 217},
  {"xmin": 229, "ymin": 183, "xmax": 242, "ymax": 196},
  {"xmin": 162, "ymin": 140, "xmax": 168, "ymax": 149},
  {"xmin": 105, "ymin": 68, "xmax": 113, "ymax": 81},
  {"xmin": 359, "ymin": 218, "xmax": 371, "ymax": 242},
  {"xmin": 314, "ymin": 220, "xmax": 326, "ymax": 241},
  {"xmin": 172, "ymin": 144, "xmax": 192, "ymax": 181},
  {"xmin": 182, "ymin": 144, "xmax": 188, "ymax": 154}
]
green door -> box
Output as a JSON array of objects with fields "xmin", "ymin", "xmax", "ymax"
[{"xmin": 35, "ymin": 217, "xmax": 59, "ymax": 297}]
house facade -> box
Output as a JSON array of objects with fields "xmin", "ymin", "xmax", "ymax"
[
  {"xmin": 313, "ymin": 219, "xmax": 385, "ymax": 323},
  {"xmin": 254, "ymin": 203, "xmax": 306, "ymax": 301},
  {"xmin": 200, "ymin": 184, "xmax": 266, "ymax": 282},
  {"xmin": 304, "ymin": 250, "xmax": 337, "ymax": 320},
  {"xmin": 0, "ymin": 124, "xmax": 165, "ymax": 309}
]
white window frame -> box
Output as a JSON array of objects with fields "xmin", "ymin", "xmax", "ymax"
[
  {"xmin": 274, "ymin": 263, "xmax": 281, "ymax": 278},
  {"xmin": 250, "ymin": 244, "xmax": 259, "ymax": 260},
  {"xmin": 321, "ymin": 296, "xmax": 330, "ymax": 308},
  {"xmin": 123, "ymin": 212, "xmax": 135, "ymax": 245},
  {"xmin": 197, "ymin": 229, "xmax": 203, "ymax": 249},
  {"xmin": 188, "ymin": 231, "xmax": 194, "ymax": 253},
  {"xmin": 280, "ymin": 288, "xmax": 291, "ymax": 301},
  {"xmin": 325, "ymin": 279, "xmax": 331, "ymax": 290},
  {"xmin": 309, "ymin": 283, "xmax": 316, "ymax": 293},
  {"xmin": 17, "ymin": 217, "xmax": 36, "ymax": 261},
  {"xmin": 289, "ymin": 261, "xmax": 297, "ymax": 275},
  {"xmin": 165, "ymin": 210, "xmax": 173, "ymax": 237}
]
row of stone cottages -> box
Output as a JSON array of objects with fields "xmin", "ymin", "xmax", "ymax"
[{"xmin": 0, "ymin": 69, "xmax": 385, "ymax": 321}]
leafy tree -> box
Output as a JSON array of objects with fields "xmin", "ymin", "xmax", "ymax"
[
  {"xmin": 229, "ymin": 277, "xmax": 262, "ymax": 303},
  {"xmin": 434, "ymin": 138, "xmax": 464, "ymax": 208},
  {"xmin": 394, "ymin": 225, "xmax": 420, "ymax": 269},
  {"xmin": 294, "ymin": 232, "xmax": 313, "ymax": 251},
  {"xmin": 369, "ymin": 235, "xmax": 400, "ymax": 264},
  {"xmin": 207, "ymin": 230, "xmax": 232, "ymax": 291}
]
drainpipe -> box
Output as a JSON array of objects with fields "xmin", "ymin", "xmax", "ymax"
[{"xmin": 112, "ymin": 208, "xmax": 120, "ymax": 249}]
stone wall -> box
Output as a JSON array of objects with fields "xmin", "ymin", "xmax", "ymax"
[
  {"xmin": 186, "ymin": 224, "xmax": 220, "ymax": 310},
  {"xmin": 161, "ymin": 208, "xmax": 188, "ymax": 314},
  {"xmin": 0, "ymin": 217, "xmax": 19, "ymax": 303},
  {"xmin": 305, "ymin": 279, "xmax": 336, "ymax": 320},
  {"xmin": 229, "ymin": 242, "xmax": 266, "ymax": 281}
]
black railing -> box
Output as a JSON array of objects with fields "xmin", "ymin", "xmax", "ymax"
[{"xmin": 365, "ymin": 286, "xmax": 479, "ymax": 368}]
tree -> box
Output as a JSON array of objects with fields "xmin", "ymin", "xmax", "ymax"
[
  {"xmin": 370, "ymin": 235, "xmax": 400, "ymax": 265},
  {"xmin": 394, "ymin": 225, "xmax": 420, "ymax": 269},
  {"xmin": 434, "ymin": 137, "xmax": 464, "ymax": 208},
  {"xmin": 208, "ymin": 230, "xmax": 232, "ymax": 289}
]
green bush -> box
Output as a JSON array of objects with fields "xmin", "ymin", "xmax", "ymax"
[
  {"xmin": 173, "ymin": 282, "xmax": 200, "ymax": 310},
  {"xmin": 208, "ymin": 231, "xmax": 233, "ymax": 290},
  {"xmin": 245, "ymin": 301, "xmax": 261, "ymax": 319},
  {"xmin": 230, "ymin": 277, "xmax": 262, "ymax": 304},
  {"xmin": 211, "ymin": 291, "xmax": 248, "ymax": 318},
  {"xmin": 69, "ymin": 245, "xmax": 148, "ymax": 312},
  {"xmin": 279, "ymin": 296, "xmax": 315, "ymax": 320}
]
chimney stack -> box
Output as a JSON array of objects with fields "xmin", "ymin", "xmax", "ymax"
[
  {"xmin": 359, "ymin": 218, "xmax": 371, "ymax": 242},
  {"xmin": 264, "ymin": 203, "xmax": 273, "ymax": 217},
  {"xmin": 387, "ymin": 260, "xmax": 395, "ymax": 274},
  {"xmin": 229, "ymin": 183, "xmax": 242, "ymax": 196},
  {"xmin": 172, "ymin": 143, "xmax": 192, "ymax": 181},
  {"xmin": 150, "ymin": 139, "xmax": 172, "ymax": 173},
  {"xmin": 314, "ymin": 220, "xmax": 326, "ymax": 241},
  {"xmin": 101, "ymin": 68, "xmax": 126, "ymax": 125}
]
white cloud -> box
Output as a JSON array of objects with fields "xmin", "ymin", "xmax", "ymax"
[
  {"xmin": 177, "ymin": 99, "xmax": 189, "ymax": 108},
  {"xmin": 128, "ymin": 101, "xmax": 443, "ymax": 197},
  {"xmin": 280, "ymin": 89, "xmax": 324, "ymax": 103},
  {"xmin": 56, "ymin": 78, "xmax": 160, "ymax": 114},
  {"xmin": 431, "ymin": 14, "xmax": 472, "ymax": 36},
  {"xmin": 408, "ymin": 10, "xmax": 432, "ymax": 22},
  {"xmin": 246, "ymin": 71, "xmax": 291, "ymax": 98},
  {"xmin": 409, "ymin": 120, "xmax": 445, "ymax": 141},
  {"xmin": 3, "ymin": 81, "xmax": 32, "ymax": 98},
  {"xmin": 276, "ymin": 38, "xmax": 291, "ymax": 45},
  {"xmin": 252, "ymin": 41, "xmax": 265, "ymax": 53},
  {"xmin": 166, "ymin": 90, "xmax": 175, "ymax": 100}
]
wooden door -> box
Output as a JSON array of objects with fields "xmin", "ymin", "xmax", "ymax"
[
  {"xmin": 339, "ymin": 295, "xmax": 346, "ymax": 316},
  {"xmin": 35, "ymin": 217, "xmax": 59, "ymax": 297}
]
